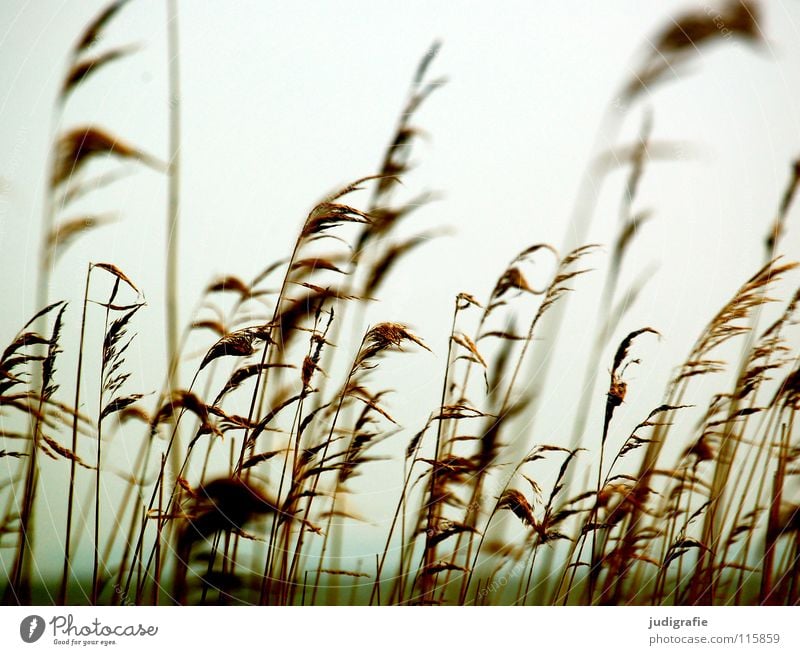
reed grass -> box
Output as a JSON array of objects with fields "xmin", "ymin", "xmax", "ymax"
[{"xmin": 2, "ymin": 0, "xmax": 798, "ymax": 606}]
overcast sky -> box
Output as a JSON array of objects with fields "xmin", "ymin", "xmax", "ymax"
[{"xmin": 2, "ymin": 0, "xmax": 800, "ymax": 574}]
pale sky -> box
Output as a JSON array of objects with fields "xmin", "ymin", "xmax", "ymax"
[{"xmin": 1, "ymin": 0, "xmax": 800, "ymax": 577}]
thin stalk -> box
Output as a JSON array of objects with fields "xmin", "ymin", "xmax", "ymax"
[
  {"xmin": 276, "ymin": 402, "xmax": 309, "ymax": 603},
  {"xmin": 153, "ymin": 454, "xmax": 166, "ymax": 605},
  {"xmin": 165, "ymin": 0, "xmax": 183, "ymax": 474},
  {"xmin": 164, "ymin": 0, "xmax": 181, "ymax": 382},
  {"xmin": 760, "ymin": 421, "xmax": 790, "ymax": 603},
  {"xmin": 123, "ymin": 368, "xmax": 201, "ymax": 601},
  {"xmin": 288, "ymin": 333, "xmax": 369, "ymax": 604},
  {"xmin": 92, "ymin": 278, "xmax": 119, "ymax": 604},
  {"xmin": 733, "ymin": 407, "xmax": 785, "ymax": 603},
  {"xmin": 6, "ymin": 390, "xmax": 47, "ymax": 604},
  {"xmin": 59, "ymin": 262, "xmax": 92, "ymax": 604},
  {"xmin": 454, "ymin": 258, "xmax": 563, "ymax": 601},
  {"xmin": 5, "ymin": 309, "xmax": 64, "ymax": 604},
  {"xmin": 370, "ymin": 435, "xmax": 425, "ymax": 605},
  {"xmin": 418, "ymin": 298, "xmax": 458, "ymax": 602},
  {"xmin": 112, "ymin": 440, "xmax": 152, "ymax": 603},
  {"xmin": 459, "ymin": 449, "xmax": 542, "ymax": 605},
  {"xmin": 514, "ymin": 102, "xmax": 625, "ymax": 444},
  {"xmin": 264, "ymin": 310, "xmax": 327, "ymax": 604},
  {"xmin": 198, "ymin": 532, "xmax": 222, "ymax": 604},
  {"xmin": 716, "ymin": 362, "xmax": 797, "ymax": 573},
  {"xmin": 586, "ymin": 432, "xmax": 608, "ymax": 603}
]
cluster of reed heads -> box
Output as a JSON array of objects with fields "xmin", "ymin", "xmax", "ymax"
[{"xmin": 2, "ymin": 0, "xmax": 799, "ymax": 606}]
